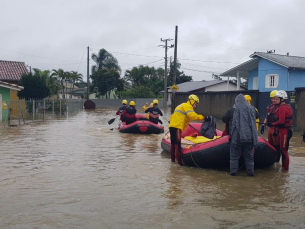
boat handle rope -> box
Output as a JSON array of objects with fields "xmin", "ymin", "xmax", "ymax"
[{"xmin": 189, "ymin": 144, "xmax": 204, "ymax": 169}]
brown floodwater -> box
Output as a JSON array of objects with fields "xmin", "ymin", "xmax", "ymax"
[{"xmin": 0, "ymin": 107, "xmax": 305, "ymax": 229}]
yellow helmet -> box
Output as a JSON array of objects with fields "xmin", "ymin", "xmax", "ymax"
[
  {"xmin": 153, "ymin": 99, "xmax": 158, "ymax": 105},
  {"xmin": 270, "ymin": 90, "xmax": 278, "ymax": 98},
  {"xmin": 188, "ymin": 94, "xmax": 199, "ymax": 104},
  {"xmin": 244, "ymin": 95, "xmax": 252, "ymax": 105},
  {"xmin": 129, "ymin": 101, "xmax": 135, "ymax": 106},
  {"xmin": 122, "ymin": 99, "xmax": 127, "ymax": 105},
  {"xmin": 150, "ymin": 103, "xmax": 153, "ymax": 107}
]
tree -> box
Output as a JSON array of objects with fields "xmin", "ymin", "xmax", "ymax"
[
  {"xmin": 124, "ymin": 65, "xmax": 150, "ymax": 86},
  {"xmin": 51, "ymin": 68, "xmax": 67, "ymax": 98},
  {"xmin": 33, "ymin": 68, "xmax": 59, "ymax": 97},
  {"xmin": 212, "ymin": 73, "xmax": 222, "ymax": 80},
  {"xmin": 90, "ymin": 69, "xmax": 124, "ymax": 98},
  {"xmin": 229, "ymin": 78, "xmax": 248, "ymax": 89},
  {"xmin": 168, "ymin": 61, "xmax": 192, "ymax": 85},
  {"xmin": 124, "ymin": 65, "xmax": 165, "ymax": 97},
  {"xmin": 116, "ymin": 86, "xmax": 155, "ymax": 99},
  {"xmin": 69, "ymin": 71, "xmax": 83, "ymax": 98},
  {"xmin": 91, "ymin": 48, "xmax": 121, "ymax": 74},
  {"xmin": 18, "ymin": 73, "xmax": 50, "ymax": 99}
]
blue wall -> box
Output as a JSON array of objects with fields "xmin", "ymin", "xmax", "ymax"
[
  {"xmin": 288, "ymin": 70, "xmax": 305, "ymax": 91},
  {"xmin": 257, "ymin": 58, "xmax": 288, "ymax": 92},
  {"xmin": 248, "ymin": 68, "xmax": 258, "ymax": 90}
]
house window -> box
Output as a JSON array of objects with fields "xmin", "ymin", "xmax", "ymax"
[
  {"xmin": 265, "ymin": 74, "xmax": 279, "ymax": 88},
  {"xmin": 253, "ymin": 77, "xmax": 258, "ymax": 89}
]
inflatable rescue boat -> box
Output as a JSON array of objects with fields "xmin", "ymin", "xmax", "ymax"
[
  {"xmin": 119, "ymin": 114, "xmax": 164, "ymax": 134},
  {"xmin": 161, "ymin": 122, "xmax": 277, "ymax": 169}
]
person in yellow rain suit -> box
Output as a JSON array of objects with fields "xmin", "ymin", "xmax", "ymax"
[
  {"xmin": 146, "ymin": 102, "xmax": 154, "ymax": 119},
  {"xmin": 168, "ymin": 94, "xmax": 208, "ymax": 166},
  {"xmin": 244, "ymin": 95, "xmax": 259, "ymax": 131},
  {"xmin": 142, "ymin": 102, "xmax": 149, "ymax": 111}
]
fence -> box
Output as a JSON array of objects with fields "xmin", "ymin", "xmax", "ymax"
[{"xmin": 3, "ymin": 99, "xmax": 84, "ymax": 127}]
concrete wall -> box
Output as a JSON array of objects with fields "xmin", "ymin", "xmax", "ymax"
[
  {"xmin": 172, "ymin": 89, "xmax": 305, "ymax": 129},
  {"xmin": 91, "ymin": 98, "xmax": 164, "ymax": 109},
  {"xmin": 172, "ymin": 90, "xmax": 259, "ymax": 119}
]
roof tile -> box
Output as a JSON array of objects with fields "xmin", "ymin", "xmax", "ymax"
[{"xmin": 0, "ymin": 60, "xmax": 28, "ymax": 81}]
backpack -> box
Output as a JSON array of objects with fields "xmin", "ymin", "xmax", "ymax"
[{"xmin": 199, "ymin": 116, "xmax": 217, "ymax": 139}]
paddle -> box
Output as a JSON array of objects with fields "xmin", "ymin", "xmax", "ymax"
[
  {"xmin": 108, "ymin": 116, "xmax": 118, "ymax": 125},
  {"xmin": 162, "ymin": 116, "xmax": 170, "ymax": 123},
  {"xmin": 110, "ymin": 120, "xmax": 121, "ymax": 131}
]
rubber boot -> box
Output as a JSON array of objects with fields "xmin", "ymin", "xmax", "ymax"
[
  {"xmin": 274, "ymin": 145, "xmax": 281, "ymax": 162},
  {"xmin": 175, "ymin": 145, "xmax": 183, "ymax": 166},
  {"xmin": 170, "ymin": 144, "xmax": 175, "ymax": 162},
  {"xmin": 281, "ymin": 151, "xmax": 289, "ymax": 171}
]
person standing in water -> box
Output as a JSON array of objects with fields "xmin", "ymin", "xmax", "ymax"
[
  {"xmin": 228, "ymin": 94, "xmax": 258, "ymax": 177},
  {"xmin": 168, "ymin": 94, "xmax": 208, "ymax": 166}
]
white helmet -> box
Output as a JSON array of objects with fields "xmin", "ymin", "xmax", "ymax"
[{"xmin": 274, "ymin": 90, "xmax": 288, "ymax": 99}]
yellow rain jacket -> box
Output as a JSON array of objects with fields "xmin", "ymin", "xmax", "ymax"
[
  {"xmin": 142, "ymin": 104, "xmax": 149, "ymax": 111},
  {"xmin": 169, "ymin": 101, "xmax": 204, "ymax": 132},
  {"xmin": 254, "ymin": 107, "xmax": 259, "ymax": 131}
]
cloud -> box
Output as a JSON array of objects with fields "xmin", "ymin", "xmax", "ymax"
[{"xmin": 1, "ymin": 0, "xmax": 305, "ymax": 82}]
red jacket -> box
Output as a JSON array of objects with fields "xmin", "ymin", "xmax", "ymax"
[{"xmin": 272, "ymin": 104, "xmax": 293, "ymax": 128}]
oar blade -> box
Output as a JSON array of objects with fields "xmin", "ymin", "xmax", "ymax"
[{"xmin": 108, "ymin": 118, "xmax": 116, "ymax": 125}]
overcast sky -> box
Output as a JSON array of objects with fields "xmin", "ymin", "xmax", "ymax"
[{"xmin": 1, "ymin": 0, "xmax": 305, "ymax": 83}]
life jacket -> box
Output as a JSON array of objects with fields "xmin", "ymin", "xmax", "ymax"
[
  {"xmin": 145, "ymin": 107, "xmax": 162, "ymax": 124},
  {"xmin": 266, "ymin": 104, "xmax": 277, "ymax": 123},
  {"xmin": 274, "ymin": 104, "xmax": 293, "ymax": 128},
  {"xmin": 125, "ymin": 107, "xmax": 136, "ymax": 119},
  {"xmin": 118, "ymin": 106, "xmax": 126, "ymax": 114},
  {"xmin": 148, "ymin": 108, "xmax": 160, "ymax": 124}
]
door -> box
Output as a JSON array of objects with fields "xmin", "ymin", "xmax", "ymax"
[{"xmin": 0, "ymin": 94, "xmax": 2, "ymax": 121}]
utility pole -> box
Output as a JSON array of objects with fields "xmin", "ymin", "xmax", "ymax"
[
  {"xmin": 173, "ymin": 26, "xmax": 178, "ymax": 85},
  {"xmin": 160, "ymin": 38, "xmax": 174, "ymax": 108},
  {"xmin": 172, "ymin": 26, "xmax": 178, "ymax": 112},
  {"xmin": 87, "ymin": 46, "xmax": 89, "ymax": 100}
]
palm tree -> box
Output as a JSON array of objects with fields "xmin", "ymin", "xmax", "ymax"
[
  {"xmin": 69, "ymin": 71, "xmax": 83, "ymax": 98},
  {"xmin": 33, "ymin": 69, "xmax": 59, "ymax": 97},
  {"xmin": 51, "ymin": 69, "xmax": 67, "ymax": 99},
  {"xmin": 91, "ymin": 48, "xmax": 121, "ymax": 74}
]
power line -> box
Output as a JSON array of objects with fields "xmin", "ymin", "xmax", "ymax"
[
  {"xmin": 0, "ymin": 47, "xmax": 81, "ymax": 63},
  {"xmin": 180, "ymin": 67, "xmax": 221, "ymax": 74}
]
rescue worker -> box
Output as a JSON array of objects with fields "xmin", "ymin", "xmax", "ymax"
[
  {"xmin": 261, "ymin": 90, "xmax": 281, "ymax": 161},
  {"xmin": 266, "ymin": 90, "xmax": 293, "ymax": 171},
  {"xmin": 244, "ymin": 95, "xmax": 259, "ymax": 131},
  {"xmin": 121, "ymin": 101, "xmax": 137, "ymax": 125},
  {"xmin": 116, "ymin": 100, "xmax": 128, "ymax": 120},
  {"xmin": 228, "ymin": 94, "xmax": 258, "ymax": 176},
  {"xmin": 145, "ymin": 99, "xmax": 163, "ymax": 124},
  {"xmin": 168, "ymin": 94, "xmax": 207, "ymax": 166},
  {"xmin": 142, "ymin": 102, "xmax": 149, "ymax": 111},
  {"xmin": 146, "ymin": 103, "xmax": 154, "ymax": 119}
]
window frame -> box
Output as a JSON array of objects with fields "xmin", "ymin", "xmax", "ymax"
[{"xmin": 265, "ymin": 74, "xmax": 279, "ymax": 88}]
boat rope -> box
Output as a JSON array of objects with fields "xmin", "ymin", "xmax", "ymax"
[{"xmin": 189, "ymin": 144, "xmax": 204, "ymax": 169}]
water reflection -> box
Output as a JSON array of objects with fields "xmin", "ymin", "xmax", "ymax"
[{"xmin": 0, "ymin": 108, "xmax": 305, "ymax": 228}]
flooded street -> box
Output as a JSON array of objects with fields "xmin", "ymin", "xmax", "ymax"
[{"xmin": 1, "ymin": 107, "xmax": 305, "ymax": 229}]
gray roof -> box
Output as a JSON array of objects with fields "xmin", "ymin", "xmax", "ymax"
[
  {"xmin": 166, "ymin": 80, "xmax": 236, "ymax": 93},
  {"xmin": 249, "ymin": 52, "xmax": 305, "ymax": 69},
  {"xmin": 220, "ymin": 52, "xmax": 305, "ymax": 78},
  {"xmin": 220, "ymin": 58, "xmax": 259, "ymax": 78}
]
